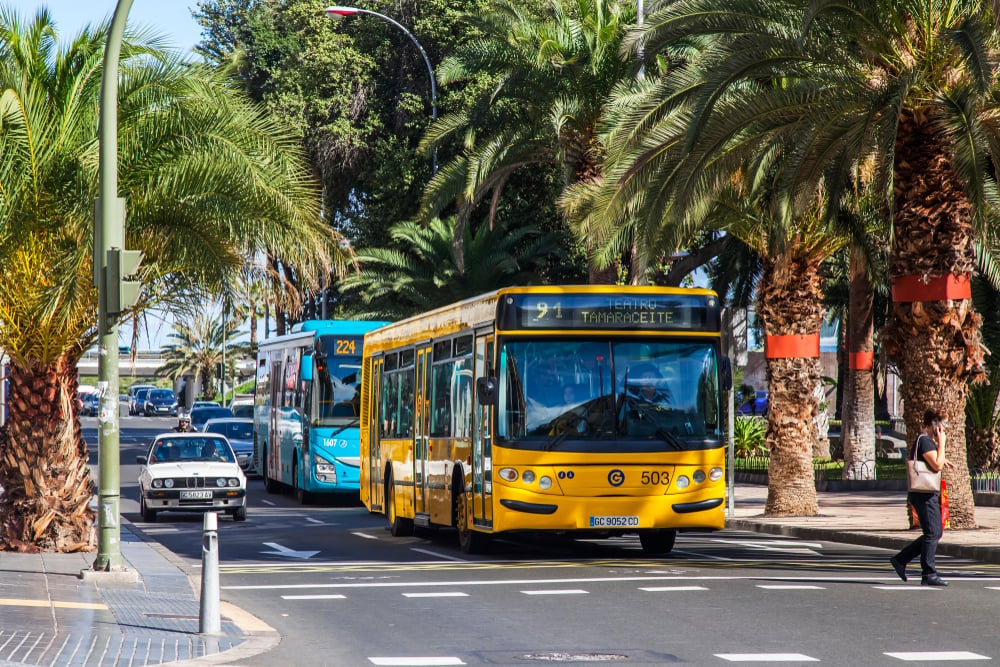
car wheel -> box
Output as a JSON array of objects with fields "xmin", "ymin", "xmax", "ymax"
[
  {"xmin": 140, "ymin": 495, "xmax": 157, "ymax": 523},
  {"xmin": 232, "ymin": 504, "xmax": 247, "ymax": 522},
  {"xmin": 456, "ymin": 491, "xmax": 488, "ymax": 554}
]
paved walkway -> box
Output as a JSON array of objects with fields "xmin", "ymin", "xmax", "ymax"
[{"xmin": 0, "ymin": 487, "xmax": 996, "ymax": 666}]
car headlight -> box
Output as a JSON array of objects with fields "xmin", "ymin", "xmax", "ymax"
[
  {"xmin": 228, "ymin": 478, "xmax": 240, "ymax": 487},
  {"xmin": 539, "ymin": 476, "xmax": 553, "ymax": 490},
  {"xmin": 164, "ymin": 479, "xmax": 174, "ymax": 488},
  {"xmin": 152, "ymin": 479, "xmax": 163, "ymax": 488},
  {"xmin": 216, "ymin": 478, "xmax": 227, "ymax": 487},
  {"xmin": 522, "ymin": 470, "xmax": 536, "ymax": 484},
  {"xmin": 693, "ymin": 470, "xmax": 706, "ymax": 483},
  {"xmin": 709, "ymin": 467, "xmax": 723, "ymax": 481}
]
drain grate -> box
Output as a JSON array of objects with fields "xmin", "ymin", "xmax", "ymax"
[{"xmin": 518, "ymin": 653, "xmax": 629, "ymax": 662}]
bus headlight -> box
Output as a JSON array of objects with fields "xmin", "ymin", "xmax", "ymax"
[
  {"xmin": 539, "ymin": 476, "xmax": 552, "ymax": 490},
  {"xmin": 709, "ymin": 467, "xmax": 723, "ymax": 481},
  {"xmin": 498, "ymin": 468, "xmax": 518, "ymax": 482},
  {"xmin": 315, "ymin": 455, "xmax": 337, "ymax": 483},
  {"xmin": 675, "ymin": 475, "xmax": 690, "ymax": 490},
  {"xmin": 693, "ymin": 470, "xmax": 706, "ymax": 484},
  {"xmin": 522, "ymin": 470, "xmax": 536, "ymax": 484}
]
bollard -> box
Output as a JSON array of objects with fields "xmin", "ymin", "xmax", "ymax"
[{"xmin": 199, "ymin": 512, "xmax": 221, "ymax": 635}]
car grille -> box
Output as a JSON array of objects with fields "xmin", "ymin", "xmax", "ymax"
[{"xmin": 172, "ymin": 477, "xmax": 207, "ymax": 488}]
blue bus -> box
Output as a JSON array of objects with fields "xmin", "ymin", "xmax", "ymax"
[{"xmin": 254, "ymin": 320, "xmax": 388, "ymax": 502}]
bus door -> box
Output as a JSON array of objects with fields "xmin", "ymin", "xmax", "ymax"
[
  {"xmin": 472, "ymin": 332, "xmax": 494, "ymax": 528},
  {"xmin": 268, "ymin": 356, "xmax": 282, "ymax": 480},
  {"xmin": 413, "ymin": 345, "xmax": 431, "ymax": 518},
  {"xmin": 367, "ymin": 358, "xmax": 383, "ymax": 511}
]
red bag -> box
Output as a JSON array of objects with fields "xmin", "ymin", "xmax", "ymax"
[{"xmin": 909, "ymin": 479, "xmax": 949, "ymax": 529}]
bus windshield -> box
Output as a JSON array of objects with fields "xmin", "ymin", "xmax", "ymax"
[
  {"xmin": 316, "ymin": 335, "xmax": 363, "ymax": 426},
  {"xmin": 497, "ymin": 339, "xmax": 720, "ymax": 449}
]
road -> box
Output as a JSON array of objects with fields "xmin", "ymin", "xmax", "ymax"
[{"xmin": 86, "ymin": 414, "xmax": 1000, "ymax": 666}]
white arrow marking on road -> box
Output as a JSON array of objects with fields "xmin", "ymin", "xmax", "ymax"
[{"xmin": 260, "ymin": 542, "xmax": 319, "ymax": 559}]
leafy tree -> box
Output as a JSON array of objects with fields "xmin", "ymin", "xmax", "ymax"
[
  {"xmin": 158, "ymin": 309, "xmax": 248, "ymax": 400},
  {"xmin": 0, "ymin": 7, "xmax": 340, "ymax": 551},
  {"xmin": 341, "ymin": 215, "xmax": 571, "ymax": 319}
]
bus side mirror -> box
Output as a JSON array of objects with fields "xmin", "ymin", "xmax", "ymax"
[
  {"xmin": 476, "ymin": 376, "xmax": 498, "ymax": 405},
  {"xmin": 719, "ymin": 356, "xmax": 733, "ymax": 392}
]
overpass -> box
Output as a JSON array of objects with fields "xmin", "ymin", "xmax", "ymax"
[{"xmin": 76, "ymin": 352, "xmax": 256, "ymax": 380}]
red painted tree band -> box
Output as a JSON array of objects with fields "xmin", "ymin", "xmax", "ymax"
[
  {"xmin": 765, "ymin": 333, "xmax": 820, "ymax": 359},
  {"xmin": 891, "ymin": 274, "xmax": 971, "ymax": 302},
  {"xmin": 849, "ymin": 351, "xmax": 874, "ymax": 370}
]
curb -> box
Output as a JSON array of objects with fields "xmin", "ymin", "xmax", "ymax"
[{"xmin": 726, "ymin": 518, "xmax": 1000, "ymax": 565}]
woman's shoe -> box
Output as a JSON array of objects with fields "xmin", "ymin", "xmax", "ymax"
[{"xmin": 921, "ymin": 575, "xmax": 949, "ymax": 587}]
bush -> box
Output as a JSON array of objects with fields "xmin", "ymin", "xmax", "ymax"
[{"xmin": 734, "ymin": 415, "xmax": 768, "ymax": 458}]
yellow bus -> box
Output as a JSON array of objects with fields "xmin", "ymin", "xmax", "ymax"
[{"xmin": 360, "ymin": 285, "xmax": 731, "ymax": 554}]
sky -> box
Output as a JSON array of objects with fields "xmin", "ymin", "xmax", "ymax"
[{"xmin": 23, "ymin": 1, "xmax": 203, "ymax": 55}]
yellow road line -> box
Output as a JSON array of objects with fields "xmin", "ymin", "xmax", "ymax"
[{"xmin": 0, "ymin": 599, "xmax": 107, "ymax": 610}]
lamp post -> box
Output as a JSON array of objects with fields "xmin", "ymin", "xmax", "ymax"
[
  {"xmin": 92, "ymin": 0, "xmax": 141, "ymax": 574},
  {"xmin": 324, "ymin": 5, "xmax": 438, "ymax": 173}
]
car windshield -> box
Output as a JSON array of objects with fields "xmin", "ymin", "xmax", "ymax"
[
  {"xmin": 149, "ymin": 389, "xmax": 174, "ymax": 400},
  {"xmin": 149, "ymin": 437, "xmax": 235, "ymax": 463},
  {"xmin": 206, "ymin": 422, "xmax": 253, "ymax": 440},
  {"xmin": 497, "ymin": 339, "xmax": 721, "ymax": 450}
]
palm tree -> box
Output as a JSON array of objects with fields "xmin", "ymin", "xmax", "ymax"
[
  {"xmin": 419, "ymin": 0, "xmax": 636, "ymax": 283},
  {"xmin": 342, "ymin": 215, "xmax": 566, "ymax": 320},
  {"xmin": 0, "ymin": 8, "xmax": 344, "ymax": 551},
  {"xmin": 158, "ymin": 309, "xmax": 248, "ymax": 400}
]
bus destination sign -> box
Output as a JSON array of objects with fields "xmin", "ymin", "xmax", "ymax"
[
  {"xmin": 498, "ymin": 293, "xmax": 719, "ymax": 331},
  {"xmin": 318, "ymin": 335, "xmax": 363, "ymax": 356}
]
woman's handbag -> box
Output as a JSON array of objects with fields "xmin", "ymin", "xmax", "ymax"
[{"xmin": 907, "ymin": 437, "xmax": 941, "ymax": 493}]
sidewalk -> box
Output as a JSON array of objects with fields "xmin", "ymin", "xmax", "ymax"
[
  {"xmin": 0, "ymin": 522, "xmax": 276, "ymax": 667},
  {"xmin": 0, "ymin": 487, "xmax": 997, "ymax": 666},
  {"xmin": 728, "ymin": 483, "xmax": 1000, "ymax": 564}
]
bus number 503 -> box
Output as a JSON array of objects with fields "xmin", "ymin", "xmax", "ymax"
[{"xmin": 641, "ymin": 471, "xmax": 670, "ymax": 485}]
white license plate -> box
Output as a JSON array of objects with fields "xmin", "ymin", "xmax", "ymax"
[
  {"xmin": 180, "ymin": 490, "xmax": 212, "ymax": 500},
  {"xmin": 589, "ymin": 515, "xmax": 639, "ymax": 528}
]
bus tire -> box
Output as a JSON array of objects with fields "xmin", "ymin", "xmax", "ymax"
[
  {"xmin": 456, "ymin": 492, "xmax": 488, "ymax": 554},
  {"xmin": 386, "ymin": 473, "xmax": 412, "ymax": 537},
  {"xmin": 639, "ymin": 529, "xmax": 676, "ymax": 554},
  {"xmin": 263, "ymin": 447, "xmax": 280, "ymax": 494},
  {"xmin": 293, "ymin": 458, "xmax": 311, "ymax": 504}
]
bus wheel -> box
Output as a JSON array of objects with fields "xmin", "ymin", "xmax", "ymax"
[
  {"xmin": 639, "ymin": 529, "xmax": 676, "ymax": 554},
  {"xmin": 293, "ymin": 459, "xmax": 311, "ymax": 504},
  {"xmin": 456, "ymin": 493, "xmax": 488, "ymax": 554},
  {"xmin": 386, "ymin": 475, "xmax": 412, "ymax": 537},
  {"xmin": 263, "ymin": 447, "xmax": 280, "ymax": 494}
]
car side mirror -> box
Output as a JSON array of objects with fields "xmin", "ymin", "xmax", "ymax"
[
  {"xmin": 476, "ymin": 376, "xmax": 498, "ymax": 406},
  {"xmin": 136, "ymin": 455, "xmax": 147, "ymax": 465},
  {"xmin": 719, "ymin": 356, "xmax": 733, "ymax": 392}
]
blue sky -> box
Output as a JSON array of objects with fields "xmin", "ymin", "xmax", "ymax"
[{"xmin": 22, "ymin": 1, "xmax": 203, "ymax": 54}]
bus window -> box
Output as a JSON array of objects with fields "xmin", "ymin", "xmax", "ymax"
[{"xmin": 431, "ymin": 361, "xmax": 453, "ymax": 437}]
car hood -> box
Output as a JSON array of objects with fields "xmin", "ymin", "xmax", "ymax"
[
  {"xmin": 145, "ymin": 462, "xmax": 242, "ymax": 478},
  {"xmin": 226, "ymin": 438, "xmax": 253, "ymax": 454}
]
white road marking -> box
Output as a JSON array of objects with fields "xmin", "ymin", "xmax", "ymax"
[
  {"xmin": 260, "ymin": 499, "xmax": 276, "ymax": 506},
  {"xmin": 711, "ymin": 539, "xmax": 823, "ymax": 556},
  {"xmin": 716, "ymin": 654, "xmax": 819, "ymax": 662},
  {"xmin": 884, "ymin": 651, "xmax": 990, "ymax": 661},
  {"xmin": 521, "ymin": 589, "xmax": 588, "ymax": 596},
  {"xmin": 305, "ymin": 518, "xmax": 326, "ymax": 525},
  {"xmin": 282, "ymin": 594, "xmax": 347, "ymax": 600},
  {"xmin": 402, "ymin": 592, "xmax": 469, "ymax": 598},
  {"xmin": 756, "ymin": 585, "xmax": 825, "ymax": 590},
  {"xmin": 220, "ymin": 560, "xmax": 386, "ymax": 570},
  {"xmin": 260, "ymin": 542, "xmax": 319, "ymax": 559},
  {"xmin": 672, "ymin": 549, "xmax": 734, "ymax": 561},
  {"xmin": 639, "ymin": 586, "xmax": 708, "ymax": 592},
  {"xmin": 410, "ymin": 548, "xmax": 466, "ymax": 562},
  {"xmin": 369, "ymin": 659, "xmax": 465, "ymax": 666},
  {"xmin": 353, "ymin": 532, "xmax": 379, "ymax": 540},
  {"xmin": 872, "ymin": 586, "xmax": 939, "ymax": 591}
]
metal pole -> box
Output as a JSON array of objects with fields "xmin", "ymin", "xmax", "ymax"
[
  {"xmin": 199, "ymin": 512, "xmax": 221, "ymax": 634},
  {"xmin": 325, "ymin": 7, "xmax": 437, "ymax": 173},
  {"xmin": 93, "ymin": 0, "xmax": 134, "ymax": 572}
]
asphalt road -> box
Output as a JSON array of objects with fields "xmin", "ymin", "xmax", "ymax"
[{"xmin": 85, "ymin": 414, "xmax": 1000, "ymax": 667}]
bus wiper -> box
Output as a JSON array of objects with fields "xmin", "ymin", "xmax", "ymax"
[
  {"xmin": 330, "ymin": 418, "xmax": 360, "ymax": 437},
  {"xmin": 655, "ymin": 428, "xmax": 684, "ymax": 451},
  {"xmin": 544, "ymin": 430, "xmax": 570, "ymax": 451}
]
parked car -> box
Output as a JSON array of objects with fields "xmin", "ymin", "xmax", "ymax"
[
  {"xmin": 191, "ymin": 400, "xmax": 221, "ymax": 410},
  {"xmin": 202, "ymin": 418, "xmax": 254, "ymax": 474},
  {"xmin": 80, "ymin": 391, "xmax": 100, "ymax": 417},
  {"xmin": 136, "ymin": 432, "xmax": 247, "ymax": 522},
  {"xmin": 128, "ymin": 384, "xmax": 156, "ymax": 416},
  {"xmin": 188, "ymin": 405, "xmax": 234, "ymax": 429},
  {"xmin": 141, "ymin": 388, "xmax": 178, "ymax": 417},
  {"xmin": 738, "ymin": 390, "xmax": 769, "ymax": 416}
]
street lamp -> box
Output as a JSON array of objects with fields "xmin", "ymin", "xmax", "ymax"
[{"xmin": 324, "ymin": 5, "xmax": 438, "ymax": 173}]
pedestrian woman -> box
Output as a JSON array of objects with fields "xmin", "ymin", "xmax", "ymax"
[{"xmin": 890, "ymin": 407, "xmax": 956, "ymax": 586}]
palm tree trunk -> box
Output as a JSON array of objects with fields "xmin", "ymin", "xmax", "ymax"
[
  {"xmin": 842, "ymin": 245, "xmax": 876, "ymax": 479},
  {"xmin": 759, "ymin": 252, "xmax": 823, "ymax": 516},
  {"xmin": 0, "ymin": 355, "xmax": 94, "ymax": 552},
  {"xmin": 884, "ymin": 110, "xmax": 986, "ymax": 529}
]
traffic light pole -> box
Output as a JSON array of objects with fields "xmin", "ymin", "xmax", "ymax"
[{"xmin": 92, "ymin": 0, "xmax": 134, "ymax": 573}]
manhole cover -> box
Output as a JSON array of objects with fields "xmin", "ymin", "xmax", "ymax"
[{"xmin": 518, "ymin": 653, "xmax": 628, "ymax": 662}]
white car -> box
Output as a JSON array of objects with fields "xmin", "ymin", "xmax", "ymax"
[{"xmin": 136, "ymin": 432, "xmax": 247, "ymax": 523}]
